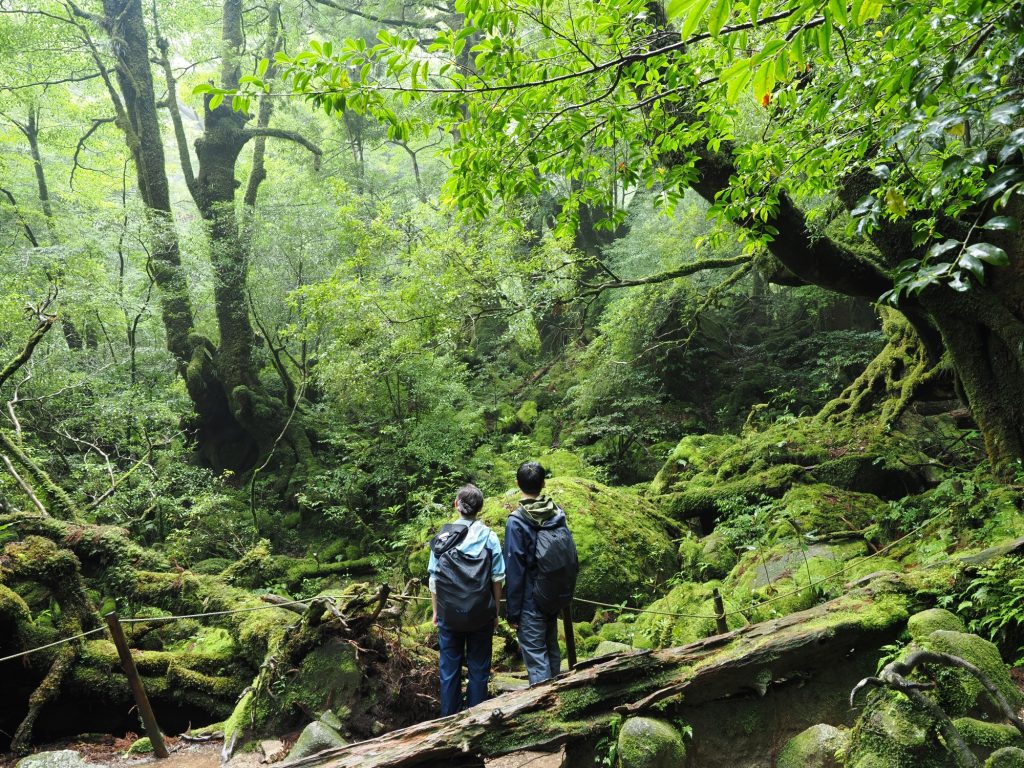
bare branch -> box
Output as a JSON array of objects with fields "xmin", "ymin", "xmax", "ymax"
[
  {"xmin": 0, "ymin": 316, "xmax": 57, "ymax": 390},
  {"xmin": 578, "ymin": 254, "xmax": 751, "ymax": 297},
  {"xmin": 70, "ymin": 117, "xmax": 117, "ymax": 190},
  {"xmin": 310, "ymin": 0, "xmax": 434, "ymax": 29},
  {"xmin": 243, "ymin": 127, "xmax": 323, "ymax": 169},
  {"xmin": 1, "ymin": 453, "xmax": 49, "ymax": 516},
  {"xmin": 0, "ymin": 187, "xmax": 41, "ymax": 247}
]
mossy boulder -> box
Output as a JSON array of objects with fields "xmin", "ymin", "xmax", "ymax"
[
  {"xmin": 917, "ymin": 630, "xmax": 1024, "ymax": 717},
  {"xmin": 907, "ymin": 609, "xmax": 967, "ymax": 640},
  {"xmin": 479, "ymin": 477, "xmax": 678, "ymax": 609},
  {"xmin": 953, "ymin": 717, "xmax": 1024, "ymax": 753},
  {"xmin": 847, "ymin": 694, "xmax": 948, "ymax": 768},
  {"xmin": 777, "ymin": 723, "xmax": 848, "ymax": 768},
  {"xmin": 592, "ymin": 640, "xmax": 633, "ymax": 657},
  {"xmin": 777, "ymin": 484, "xmax": 886, "ymax": 538},
  {"xmin": 16, "ymin": 752, "xmax": 104, "ymax": 768},
  {"xmin": 286, "ymin": 720, "xmax": 348, "ymax": 761},
  {"xmin": 651, "ymin": 433, "xmax": 739, "ymax": 494},
  {"xmin": 987, "ymin": 748, "xmax": 1024, "ymax": 767},
  {"xmin": 616, "ymin": 717, "xmax": 686, "ymax": 768}
]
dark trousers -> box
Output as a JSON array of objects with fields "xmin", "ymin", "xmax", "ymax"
[
  {"xmin": 438, "ymin": 622, "xmax": 493, "ymax": 716},
  {"xmin": 517, "ymin": 606, "xmax": 560, "ymax": 685}
]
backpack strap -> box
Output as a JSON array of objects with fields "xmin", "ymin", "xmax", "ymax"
[{"xmin": 430, "ymin": 522, "xmax": 472, "ymax": 556}]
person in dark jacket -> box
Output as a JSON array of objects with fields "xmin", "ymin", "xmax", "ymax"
[{"xmin": 503, "ymin": 461, "xmax": 568, "ymax": 685}]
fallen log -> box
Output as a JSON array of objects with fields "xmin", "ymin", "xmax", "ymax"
[{"xmin": 285, "ymin": 585, "xmax": 912, "ymax": 768}]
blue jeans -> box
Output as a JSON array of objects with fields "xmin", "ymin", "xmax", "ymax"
[
  {"xmin": 517, "ymin": 607, "xmax": 560, "ymax": 685},
  {"xmin": 438, "ymin": 622, "xmax": 493, "ymax": 716}
]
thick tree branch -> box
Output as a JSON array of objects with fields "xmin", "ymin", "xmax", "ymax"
[
  {"xmin": 242, "ymin": 127, "xmax": 323, "ymax": 169},
  {"xmin": 579, "ymin": 254, "xmax": 751, "ymax": 296},
  {"xmin": 0, "ymin": 316, "xmax": 57, "ymax": 390},
  {"xmin": 0, "ymin": 187, "xmax": 40, "ymax": 247},
  {"xmin": 153, "ymin": 11, "xmax": 198, "ymax": 200},
  {"xmin": 310, "ymin": 0, "xmax": 434, "ymax": 29}
]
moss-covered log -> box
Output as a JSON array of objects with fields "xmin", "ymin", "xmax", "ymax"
[{"xmin": 285, "ymin": 585, "xmax": 911, "ymax": 768}]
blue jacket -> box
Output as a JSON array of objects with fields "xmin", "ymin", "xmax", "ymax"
[{"xmin": 503, "ymin": 507, "xmax": 568, "ymax": 624}]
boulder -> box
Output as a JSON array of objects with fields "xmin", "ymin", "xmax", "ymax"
[
  {"xmin": 988, "ymin": 748, "xmax": 1024, "ymax": 767},
  {"xmin": 286, "ymin": 721, "xmax": 348, "ymax": 761},
  {"xmin": 616, "ymin": 717, "xmax": 686, "ymax": 768},
  {"xmin": 17, "ymin": 752, "xmax": 106, "ymax": 768},
  {"xmin": 592, "ymin": 641, "xmax": 632, "ymax": 657},
  {"xmin": 906, "ymin": 608, "xmax": 967, "ymax": 640},
  {"xmin": 777, "ymin": 723, "xmax": 848, "ymax": 768}
]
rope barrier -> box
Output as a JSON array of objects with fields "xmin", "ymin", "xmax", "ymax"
[
  {"xmin": 0, "ymin": 598, "xmax": 323, "ymax": 664},
  {"xmin": 0, "ymin": 626, "xmax": 107, "ymax": 664},
  {"xmin": 0, "ymin": 507, "xmax": 950, "ymax": 665},
  {"xmin": 119, "ymin": 597, "xmax": 321, "ymax": 623}
]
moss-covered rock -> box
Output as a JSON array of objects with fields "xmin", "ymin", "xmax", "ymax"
[
  {"xmin": 907, "ymin": 609, "xmax": 967, "ymax": 641},
  {"xmin": 953, "ymin": 717, "xmax": 1024, "ymax": 753},
  {"xmin": 592, "ymin": 640, "xmax": 632, "ymax": 657},
  {"xmin": 478, "ymin": 477, "xmax": 678, "ymax": 609},
  {"xmin": 987, "ymin": 748, "xmax": 1024, "ymax": 767},
  {"xmin": 616, "ymin": 717, "xmax": 686, "ymax": 768},
  {"xmin": 777, "ymin": 484, "xmax": 886, "ymax": 539},
  {"xmin": 651, "ymin": 433, "xmax": 740, "ymax": 494},
  {"xmin": 918, "ymin": 630, "xmax": 1024, "ymax": 717},
  {"xmin": 847, "ymin": 694, "xmax": 948, "ymax": 768},
  {"xmin": 286, "ymin": 720, "xmax": 348, "ymax": 761},
  {"xmin": 777, "ymin": 723, "xmax": 848, "ymax": 768}
]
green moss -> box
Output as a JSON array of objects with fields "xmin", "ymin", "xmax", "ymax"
[
  {"xmin": 616, "ymin": 717, "xmax": 686, "ymax": 768},
  {"xmin": 779, "ymin": 484, "xmax": 885, "ymax": 538},
  {"xmin": 777, "ymin": 724, "xmax": 848, "ymax": 768},
  {"xmin": 558, "ymin": 686, "xmax": 603, "ymax": 719},
  {"xmin": 651, "ymin": 433, "xmax": 740, "ymax": 494},
  {"xmin": 126, "ymin": 737, "xmax": 155, "ymax": 755},
  {"xmin": 986, "ymin": 747, "xmax": 1024, "ymax": 767},
  {"xmin": 222, "ymin": 539, "xmax": 283, "ymax": 589},
  {"xmin": 953, "ymin": 717, "xmax": 1024, "ymax": 751},
  {"xmin": 907, "ymin": 609, "xmax": 967, "ymax": 641},
  {"xmin": 918, "ymin": 630, "xmax": 1024, "ymax": 717}
]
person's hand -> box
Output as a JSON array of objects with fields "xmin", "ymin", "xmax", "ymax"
[
  {"xmin": 494, "ymin": 617, "xmax": 500, "ymax": 631},
  {"xmin": 432, "ymin": 612, "xmax": 439, "ymax": 626},
  {"xmin": 508, "ymin": 620, "xmax": 518, "ymax": 630}
]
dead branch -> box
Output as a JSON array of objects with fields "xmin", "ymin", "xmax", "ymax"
[{"xmin": 1, "ymin": 453, "xmax": 49, "ymax": 516}]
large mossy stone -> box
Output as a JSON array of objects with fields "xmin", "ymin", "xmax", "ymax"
[
  {"xmin": 592, "ymin": 640, "xmax": 632, "ymax": 657},
  {"xmin": 285, "ymin": 720, "xmax": 348, "ymax": 761},
  {"xmin": 777, "ymin": 723, "xmax": 848, "ymax": 768},
  {"xmin": 479, "ymin": 477, "xmax": 678, "ymax": 608},
  {"xmin": 616, "ymin": 717, "xmax": 686, "ymax": 768},
  {"xmin": 907, "ymin": 608, "xmax": 967, "ymax": 640},
  {"xmin": 987, "ymin": 748, "xmax": 1024, "ymax": 768},
  {"xmin": 16, "ymin": 752, "xmax": 106, "ymax": 768},
  {"xmin": 953, "ymin": 717, "xmax": 1024, "ymax": 753},
  {"xmin": 919, "ymin": 630, "xmax": 1024, "ymax": 716}
]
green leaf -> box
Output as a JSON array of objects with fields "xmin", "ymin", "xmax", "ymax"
[
  {"xmin": 726, "ymin": 64, "xmax": 752, "ymax": 102},
  {"xmin": 209, "ymin": 92, "xmax": 224, "ymax": 110},
  {"xmin": 666, "ymin": 0, "xmax": 700, "ymax": 20},
  {"xmin": 855, "ymin": 0, "xmax": 883, "ymax": 25},
  {"xmin": 681, "ymin": 0, "xmax": 713, "ymax": 37},
  {"xmin": 965, "ymin": 242, "xmax": 1009, "ymax": 266},
  {"xmin": 753, "ymin": 59, "xmax": 775, "ymax": 100},
  {"xmin": 829, "ymin": 0, "xmax": 849, "ymax": 26},
  {"xmin": 980, "ymin": 216, "xmax": 1019, "ymax": 232},
  {"xmin": 749, "ymin": 0, "xmax": 762, "ymax": 24},
  {"xmin": 709, "ymin": 0, "xmax": 732, "ymax": 37}
]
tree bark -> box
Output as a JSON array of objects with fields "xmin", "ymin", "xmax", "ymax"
[{"xmin": 285, "ymin": 585, "xmax": 905, "ymax": 768}]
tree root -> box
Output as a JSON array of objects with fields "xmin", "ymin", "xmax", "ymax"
[
  {"xmin": 11, "ymin": 628, "xmax": 80, "ymax": 754},
  {"xmin": 851, "ymin": 649, "xmax": 1024, "ymax": 768},
  {"xmin": 818, "ymin": 307, "xmax": 950, "ymax": 428}
]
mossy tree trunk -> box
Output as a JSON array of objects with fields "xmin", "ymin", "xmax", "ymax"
[
  {"xmin": 89, "ymin": 0, "xmax": 318, "ymax": 480},
  {"xmin": 639, "ymin": 3, "xmax": 1024, "ymax": 477}
]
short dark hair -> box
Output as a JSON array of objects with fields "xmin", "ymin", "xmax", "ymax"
[
  {"xmin": 516, "ymin": 461, "xmax": 546, "ymax": 494},
  {"xmin": 456, "ymin": 484, "xmax": 484, "ymax": 517}
]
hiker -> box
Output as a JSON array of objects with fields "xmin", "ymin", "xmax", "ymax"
[
  {"xmin": 428, "ymin": 484, "xmax": 505, "ymax": 716},
  {"xmin": 504, "ymin": 461, "xmax": 579, "ymax": 685}
]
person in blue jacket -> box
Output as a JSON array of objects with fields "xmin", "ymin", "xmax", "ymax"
[
  {"xmin": 503, "ymin": 461, "xmax": 567, "ymax": 685},
  {"xmin": 428, "ymin": 484, "xmax": 505, "ymax": 716}
]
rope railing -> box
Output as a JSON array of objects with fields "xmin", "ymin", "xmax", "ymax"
[
  {"xmin": 0, "ymin": 597, "xmax": 323, "ymax": 664},
  {"xmin": 0, "ymin": 507, "xmax": 950, "ymax": 663}
]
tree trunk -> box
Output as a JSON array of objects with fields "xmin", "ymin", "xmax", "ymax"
[{"xmin": 285, "ymin": 585, "xmax": 907, "ymax": 768}]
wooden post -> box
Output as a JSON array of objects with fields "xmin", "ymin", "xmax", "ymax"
[
  {"xmin": 712, "ymin": 588, "xmax": 728, "ymax": 635},
  {"xmin": 105, "ymin": 612, "xmax": 169, "ymax": 758},
  {"xmin": 562, "ymin": 604, "xmax": 577, "ymax": 670}
]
